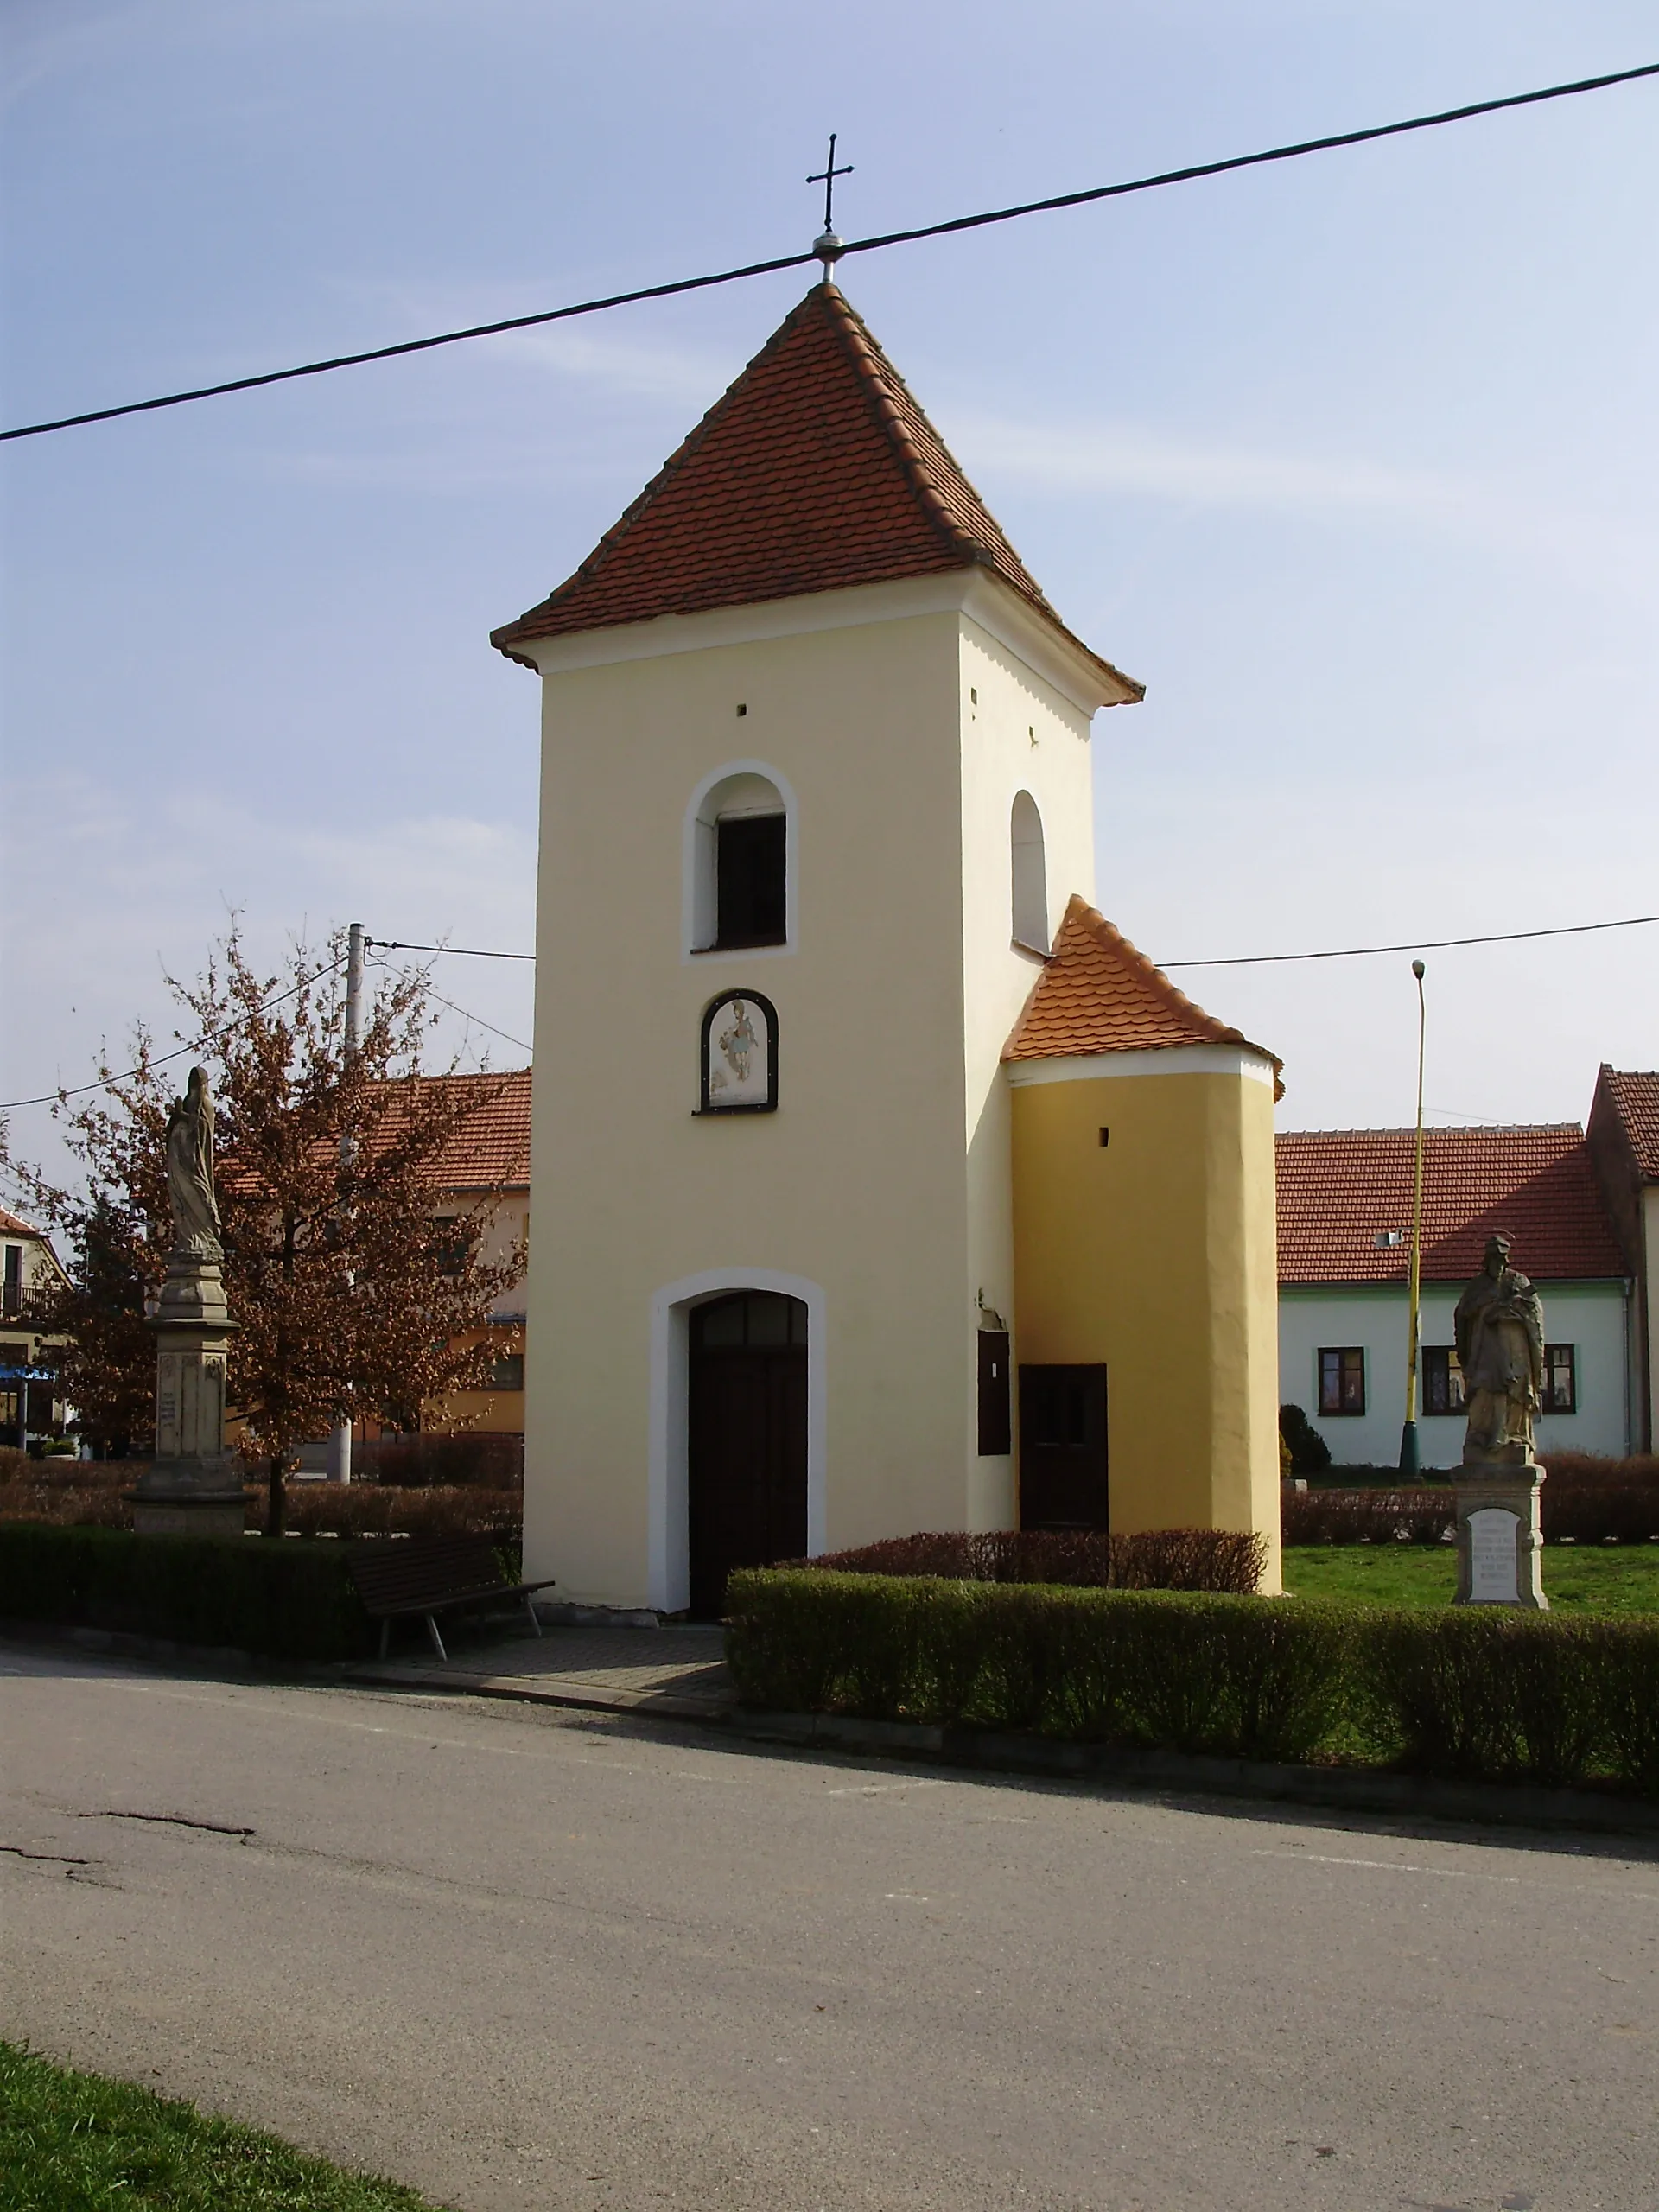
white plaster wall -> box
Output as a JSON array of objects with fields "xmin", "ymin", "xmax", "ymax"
[
  {"xmin": 1278, "ymin": 1282, "xmax": 1633, "ymax": 1468},
  {"xmin": 523, "ymin": 600, "xmax": 969, "ymax": 1603},
  {"xmin": 957, "ymin": 614, "xmax": 1098, "ymax": 1529}
]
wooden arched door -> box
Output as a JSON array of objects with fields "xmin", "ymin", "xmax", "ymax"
[{"xmin": 688, "ymin": 1291, "xmax": 808, "ymax": 1618}]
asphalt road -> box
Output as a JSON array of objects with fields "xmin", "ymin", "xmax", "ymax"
[{"xmin": 3, "ymin": 1643, "xmax": 1656, "ymax": 2212}]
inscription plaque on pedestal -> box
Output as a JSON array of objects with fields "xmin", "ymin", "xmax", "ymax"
[{"xmin": 1467, "ymin": 1507, "xmax": 1520, "ymax": 1604}]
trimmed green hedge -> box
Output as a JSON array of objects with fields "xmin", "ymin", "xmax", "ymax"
[
  {"xmin": 0, "ymin": 1524, "xmax": 373, "ymax": 1662},
  {"xmin": 726, "ymin": 1567, "xmax": 1659, "ymax": 1796}
]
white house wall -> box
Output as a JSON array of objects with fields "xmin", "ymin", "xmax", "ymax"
[{"xmin": 1278, "ymin": 1281, "xmax": 1633, "ymax": 1467}]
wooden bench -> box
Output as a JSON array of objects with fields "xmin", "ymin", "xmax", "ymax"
[{"xmin": 349, "ymin": 1535, "xmax": 556, "ymax": 1661}]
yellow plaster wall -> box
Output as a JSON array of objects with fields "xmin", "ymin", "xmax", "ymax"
[{"xmin": 1010, "ymin": 1062, "xmax": 1282, "ymax": 1591}]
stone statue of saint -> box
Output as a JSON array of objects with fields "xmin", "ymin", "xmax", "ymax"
[
  {"xmin": 1454, "ymin": 1233, "xmax": 1544, "ymax": 1464},
  {"xmin": 164, "ymin": 1065, "xmax": 222, "ymax": 1258}
]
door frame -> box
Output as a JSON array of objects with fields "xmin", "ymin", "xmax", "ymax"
[{"xmin": 648, "ymin": 1266, "xmax": 827, "ymax": 1613}]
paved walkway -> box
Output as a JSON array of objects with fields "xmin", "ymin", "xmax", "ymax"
[{"xmin": 346, "ymin": 1618, "xmax": 731, "ymax": 1717}]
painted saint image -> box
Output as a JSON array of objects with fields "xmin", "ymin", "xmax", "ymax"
[{"xmin": 718, "ymin": 1000, "xmax": 759, "ymax": 1084}]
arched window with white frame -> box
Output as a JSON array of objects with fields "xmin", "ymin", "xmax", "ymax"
[
  {"xmin": 1010, "ymin": 790, "xmax": 1048, "ymax": 953},
  {"xmin": 685, "ymin": 764, "xmax": 795, "ymax": 955}
]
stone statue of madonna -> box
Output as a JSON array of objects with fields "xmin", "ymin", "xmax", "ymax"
[{"xmin": 164, "ymin": 1065, "xmax": 222, "ymax": 1259}]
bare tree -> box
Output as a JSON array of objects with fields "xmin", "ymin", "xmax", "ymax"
[{"xmin": 16, "ymin": 930, "xmax": 524, "ymax": 1530}]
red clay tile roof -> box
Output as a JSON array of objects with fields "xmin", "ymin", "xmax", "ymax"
[
  {"xmin": 1277, "ymin": 1125, "xmax": 1627, "ymax": 1285},
  {"xmin": 492, "ymin": 283, "xmax": 1141, "ymax": 699},
  {"xmin": 1004, "ymin": 897, "xmax": 1281, "ymax": 1086},
  {"xmin": 0, "ymin": 1206, "xmax": 48, "ymax": 1240},
  {"xmin": 1598, "ymin": 1067, "xmax": 1659, "ymax": 1180},
  {"xmin": 400, "ymin": 1071, "xmax": 531, "ymax": 1191}
]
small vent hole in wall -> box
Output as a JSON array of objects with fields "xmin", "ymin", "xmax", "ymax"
[
  {"xmin": 1098, "ymin": 1127, "xmax": 1110, "ymax": 1148},
  {"xmin": 970, "ymin": 687, "xmax": 977, "ymax": 704},
  {"xmin": 735, "ymin": 702, "xmax": 747, "ymax": 717}
]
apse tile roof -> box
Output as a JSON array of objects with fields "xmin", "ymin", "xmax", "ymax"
[
  {"xmin": 1598, "ymin": 1067, "xmax": 1659, "ymax": 1180},
  {"xmin": 492, "ymin": 283, "xmax": 1140, "ymax": 699},
  {"xmin": 1004, "ymin": 896, "xmax": 1281, "ymax": 1083},
  {"xmin": 0, "ymin": 1207, "xmax": 48, "ymax": 1240},
  {"xmin": 1276, "ymin": 1124, "xmax": 1626, "ymax": 1285}
]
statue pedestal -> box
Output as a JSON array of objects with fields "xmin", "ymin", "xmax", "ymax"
[
  {"xmin": 1452, "ymin": 1459, "xmax": 1547, "ymax": 1609},
  {"xmin": 129, "ymin": 1251, "xmax": 245, "ymax": 1540}
]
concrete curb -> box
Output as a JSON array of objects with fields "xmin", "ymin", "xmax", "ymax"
[
  {"xmin": 346, "ymin": 1660, "xmax": 725, "ymax": 1720},
  {"xmin": 11, "ymin": 1624, "xmax": 1658, "ymax": 1840},
  {"xmin": 719, "ymin": 1709, "xmax": 1659, "ymax": 1837}
]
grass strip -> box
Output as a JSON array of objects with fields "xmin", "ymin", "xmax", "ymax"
[
  {"xmin": 1282, "ymin": 1543, "xmax": 1659, "ymax": 1613},
  {"xmin": 0, "ymin": 2042, "xmax": 442, "ymax": 2211}
]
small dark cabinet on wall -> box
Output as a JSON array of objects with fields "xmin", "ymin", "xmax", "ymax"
[
  {"xmin": 977, "ymin": 1331, "xmax": 1011, "ymax": 1455},
  {"xmin": 1018, "ymin": 1363, "xmax": 1109, "ymax": 1531},
  {"xmin": 688, "ymin": 1290, "xmax": 808, "ymax": 1618}
]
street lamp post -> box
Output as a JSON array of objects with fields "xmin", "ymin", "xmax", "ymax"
[{"xmin": 1399, "ymin": 957, "xmax": 1427, "ymax": 1476}]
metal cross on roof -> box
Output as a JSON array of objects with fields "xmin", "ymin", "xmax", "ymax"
[{"xmin": 807, "ymin": 133, "xmax": 853, "ymax": 271}]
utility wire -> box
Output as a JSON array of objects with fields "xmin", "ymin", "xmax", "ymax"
[
  {"xmin": 365, "ymin": 950, "xmax": 532, "ymax": 1056},
  {"xmin": 371, "ymin": 909, "xmax": 1659, "ymax": 972},
  {"xmin": 0, "ymin": 957, "xmax": 348, "ymax": 1113},
  {"xmin": 373, "ymin": 938, "xmax": 535, "ymax": 962},
  {"xmin": 4, "ymin": 59, "xmax": 1655, "ymax": 444},
  {"xmin": 5, "ymin": 905, "xmax": 1647, "ymax": 1112},
  {"xmin": 1160, "ymin": 912, "xmax": 1659, "ymax": 968}
]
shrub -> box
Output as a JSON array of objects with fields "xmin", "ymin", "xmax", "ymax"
[
  {"xmin": 355, "ymin": 1434, "xmax": 523, "ymax": 1490},
  {"xmin": 275, "ymin": 1482, "xmax": 520, "ymax": 1543},
  {"xmin": 726, "ymin": 1569, "xmax": 1352, "ymax": 1761},
  {"xmin": 726, "ymin": 1567, "xmax": 1659, "ymax": 1796},
  {"xmin": 1540, "ymin": 1454, "xmax": 1659, "ymax": 1545},
  {"xmin": 1281, "ymin": 1487, "xmax": 1455, "ymax": 1546},
  {"xmin": 805, "ymin": 1527, "xmax": 1267, "ymax": 1594},
  {"xmin": 1279, "ymin": 1402, "xmax": 1332, "ymax": 1474},
  {"xmin": 0, "ymin": 1524, "xmax": 372, "ymax": 1661}
]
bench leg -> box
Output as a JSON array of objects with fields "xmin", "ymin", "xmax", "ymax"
[
  {"xmin": 524, "ymin": 1593, "xmax": 543, "ymax": 1638},
  {"xmin": 424, "ymin": 1612, "xmax": 448, "ymax": 1662}
]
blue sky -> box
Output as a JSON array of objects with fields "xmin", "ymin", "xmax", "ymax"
[{"xmin": 3, "ymin": 0, "xmax": 1656, "ymax": 1186}]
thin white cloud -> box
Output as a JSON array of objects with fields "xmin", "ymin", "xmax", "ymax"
[{"xmin": 944, "ymin": 409, "xmax": 1463, "ymax": 518}]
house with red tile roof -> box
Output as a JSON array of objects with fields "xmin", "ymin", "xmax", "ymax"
[
  {"xmin": 1586, "ymin": 1065, "xmax": 1659, "ymax": 1449},
  {"xmin": 1276, "ymin": 1118, "xmax": 1636, "ymax": 1468},
  {"xmin": 298, "ymin": 1071, "xmax": 531, "ymax": 1467},
  {"xmin": 491, "ymin": 276, "xmax": 1282, "ymax": 1610}
]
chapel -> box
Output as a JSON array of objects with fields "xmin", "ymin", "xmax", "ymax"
[{"xmin": 493, "ymin": 277, "xmax": 1282, "ymax": 1611}]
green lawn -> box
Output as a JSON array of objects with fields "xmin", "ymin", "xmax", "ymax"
[
  {"xmin": 1283, "ymin": 1542, "xmax": 1659, "ymax": 1613},
  {"xmin": 0, "ymin": 2044, "xmax": 442, "ymax": 2212}
]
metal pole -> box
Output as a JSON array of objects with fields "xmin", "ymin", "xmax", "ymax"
[
  {"xmin": 1399, "ymin": 957, "xmax": 1427, "ymax": 1475},
  {"xmin": 326, "ymin": 924, "xmax": 366, "ymax": 1484}
]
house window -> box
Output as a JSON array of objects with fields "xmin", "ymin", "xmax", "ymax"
[
  {"xmin": 1319, "ymin": 1347, "xmax": 1365, "ymax": 1416},
  {"xmin": 486, "ymin": 1351, "xmax": 524, "ymax": 1393},
  {"xmin": 1010, "ymin": 791, "xmax": 1048, "ymax": 952},
  {"xmin": 689, "ymin": 768, "xmax": 791, "ymax": 953},
  {"xmin": 429, "ymin": 1220, "xmax": 470, "ymax": 1277},
  {"xmin": 1542, "ymin": 1344, "xmax": 1577, "ymax": 1415},
  {"xmin": 1421, "ymin": 1345, "xmax": 1465, "ymax": 1415},
  {"xmin": 2, "ymin": 1247, "xmax": 20, "ymax": 1319}
]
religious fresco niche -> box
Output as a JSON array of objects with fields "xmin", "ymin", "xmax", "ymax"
[{"xmin": 699, "ymin": 990, "xmax": 778, "ymax": 1114}]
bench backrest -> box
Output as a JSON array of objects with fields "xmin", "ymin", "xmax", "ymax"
[{"xmin": 349, "ymin": 1534, "xmax": 512, "ymax": 1614}]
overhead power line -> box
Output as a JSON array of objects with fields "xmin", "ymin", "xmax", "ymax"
[
  {"xmin": 369, "ymin": 910, "xmax": 1659, "ymax": 972},
  {"xmin": 1160, "ymin": 912, "xmax": 1659, "ymax": 969},
  {"xmin": 0, "ymin": 957, "xmax": 347, "ymax": 1113},
  {"xmin": 3, "ymin": 59, "xmax": 1656, "ymax": 444}
]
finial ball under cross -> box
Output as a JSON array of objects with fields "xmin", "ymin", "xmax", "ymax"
[{"xmin": 808, "ymin": 132, "xmax": 853, "ymax": 272}]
